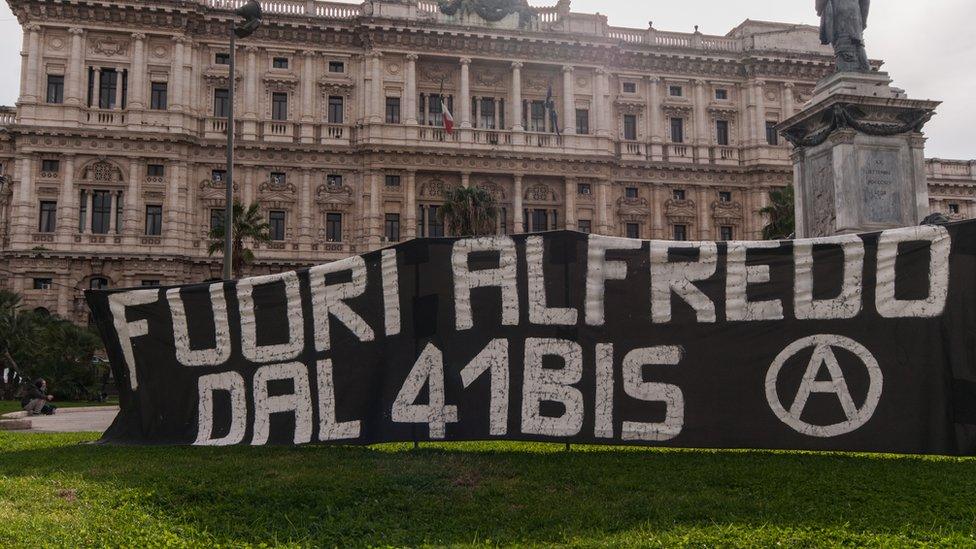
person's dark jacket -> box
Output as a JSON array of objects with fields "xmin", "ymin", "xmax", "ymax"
[{"xmin": 25, "ymin": 383, "xmax": 45, "ymax": 401}]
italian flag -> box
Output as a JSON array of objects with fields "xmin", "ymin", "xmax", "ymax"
[{"xmin": 442, "ymin": 97, "xmax": 454, "ymax": 135}]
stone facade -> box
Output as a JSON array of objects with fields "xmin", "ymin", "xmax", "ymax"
[{"xmin": 0, "ymin": 0, "xmax": 970, "ymax": 323}]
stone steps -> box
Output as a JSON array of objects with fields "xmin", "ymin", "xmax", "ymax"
[{"xmin": 0, "ymin": 411, "xmax": 31, "ymax": 430}]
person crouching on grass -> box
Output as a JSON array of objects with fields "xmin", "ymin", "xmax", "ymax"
[{"xmin": 22, "ymin": 378, "xmax": 56, "ymax": 416}]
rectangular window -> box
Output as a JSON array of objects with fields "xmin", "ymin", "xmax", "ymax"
[
  {"xmin": 575, "ymin": 109, "xmax": 589, "ymax": 135},
  {"xmin": 41, "ymin": 159, "xmax": 60, "ymax": 173},
  {"xmin": 328, "ymin": 96, "xmax": 344, "ymax": 124},
  {"xmin": 673, "ymin": 225, "xmax": 688, "ymax": 241},
  {"xmin": 720, "ymin": 226, "xmax": 734, "ymax": 241},
  {"xmin": 87, "ymin": 67, "xmax": 94, "ymax": 107},
  {"xmin": 669, "ymin": 85, "xmax": 683, "ymax": 97},
  {"xmin": 329, "ymin": 61, "xmax": 345, "ymax": 73},
  {"xmin": 673, "ymin": 189, "xmax": 686, "ymax": 200},
  {"xmin": 326, "ymin": 213, "xmax": 343, "ymax": 242},
  {"xmin": 385, "ymin": 97, "xmax": 401, "ymax": 124},
  {"xmin": 46, "ymin": 75, "xmax": 64, "ymax": 104},
  {"xmin": 671, "ymin": 118, "xmax": 684, "ymax": 143},
  {"xmin": 150, "ymin": 82, "xmax": 168, "ymax": 110},
  {"xmin": 97, "ymin": 69, "xmax": 118, "ymax": 109},
  {"xmin": 272, "ymin": 92, "xmax": 288, "ymax": 121},
  {"xmin": 427, "ymin": 206, "xmax": 444, "ymax": 237},
  {"xmin": 623, "ymin": 82, "xmax": 637, "ymax": 94},
  {"xmin": 38, "ymin": 201, "xmax": 57, "ymax": 233},
  {"xmin": 145, "ymin": 205, "xmax": 163, "ymax": 236},
  {"xmin": 385, "ymin": 213, "xmax": 401, "ymax": 243},
  {"xmin": 33, "ymin": 278, "xmax": 53, "ymax": 290},
  {"xmin": 578, "ymin": 183, "xmax": 591, "ymax": 196},
  {"xmin": 211, "ymin": 169, "xmax": 227, "ymax": 184},
  {"xmin": 530, "ymin": 101, "xmax": 546, "ymax": 132},
  {"xmin": 269, "ymin": 211, "xmax": 286, "ymax": 241},
  {"xmin": 215, "ymin": 52, "xmax": 230, "ymax": 65},
  {"xmin": 417, "ymin": 205, "xmax": 426, "ymax": 238},
  {"xmin": 272, "ymin": 57, "xmax": 289, "ymax": 69},
  {"xmin": 91, "ymin": 190, "xmax": 111, "ymax": 234},
  {"xmin": 949, "ymin": 203, "xmax": 960, "ymax": 214},
  {"xmin": 479, "ymin": 97, "xmax": 496, "ymax": 129},
  {"xmin": 500, "ymin": 207, "xmax": 508, "ymax": 235},
  {"xmin": 210, "ymin": 209, "xmax": 224, "ymax": 231},
  {"xmin": 531, "ymin": 209, "xmax": 548, "ymax": 233},
  {"xmin": 141, "ymin": 280, "xmax": 161, "ymax": 287},
  {"xmin": 577, "ymin": 219, "xmax": 591, "ymax": 233},
  {"xmin": 715, "ymin": 88, "xmax": 728, "ymax": 100},
  {"xmin": 214, "ymin": 89, "xmax": 230, "ymax": 118},
  {"xmin": 716, "ymin": 120, "xmax": 730, "ymax": 146},
  {"xmin": 626, "ymin": 223, "xmax": 640, "ymax": 239},
  {"xmin": 719, "ymin": 191, "xmax": 732, "ymax": 203},
  {"xmin": 625, "ymin": 187, "xmax": 638, "ymax": 199},
  {"xmin": 766, "ymin": 121, "xmax": 780, "ymax": 145},
  {"xmin": 327, "ymin": 174, "xmax": 343, "ymax": 187},
  {"xmin": 623, "ymin": 114, "xmax": 638, "ymax": 141},
  {"xmin": 385, "ymin": 175, "xmax": 401, "ymax": 188},
  {"xmin": 147, "ymin": 164, "xmax": 165, "ymax": 178},
  {"xmin": 270, "ymin": 172, "xmax": 286, "ymax": 186}
]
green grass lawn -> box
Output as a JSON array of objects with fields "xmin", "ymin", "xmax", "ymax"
[{"xmin": 1, "ymin": 432, "xmax": 975, "ymax": 547}]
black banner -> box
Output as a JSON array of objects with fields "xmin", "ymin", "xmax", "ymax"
[{"xmin": 86, "ymin": 222, "xmax": 976, "ymax": 455}]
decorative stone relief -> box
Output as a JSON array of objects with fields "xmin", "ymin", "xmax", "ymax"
[{"xmin": 90, "ymin": 37, "xmax": 130, "ymax": 57}]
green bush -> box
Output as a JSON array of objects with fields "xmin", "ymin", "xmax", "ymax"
[{"xmin": 1, "ymin": 291, "xmax": 104, "ymax": 401}]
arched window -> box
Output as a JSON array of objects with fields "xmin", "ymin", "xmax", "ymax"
[
  {"xmin": 33, "ymin": 307, "xmax": 50, "ymax": 317},
  {"xmin": 90, "ymin": 277, "xmax": 109, "ymax": 290}
]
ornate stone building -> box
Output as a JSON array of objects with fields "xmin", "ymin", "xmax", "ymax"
[{"xmin": 0, "ymin": 0, "xmax": 970, "ymax": 323}]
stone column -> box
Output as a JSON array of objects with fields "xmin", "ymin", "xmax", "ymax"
[
  {"xmin": 165, "ymin": 160, "xmax": 180, "ymax": 241},
  {"xmin": 511, "ymin": 62, "xmax": 524, "ymax": 132},
  {"xmin": 369, "ymin": 170, "xmax": 381, "ymax": 246},
  {"xmin": 459, "ymin": 57, "xmax": 472, "ymax": 129},
  {"xmin": 84, "ymin": 189, "xmax": 94, "ymax": 235},
  {"xmin": 300, "ymin": 51, "xmax": 316, "ymax": 121},
  {"xmin": 66, "ymin": 28, "xmax": 85, "ymax": 106},
  {"xmin": 562, "ymin": 66, "xmax": 576, "ymax": 136},
  {"xmin": 564, "ymin": 177, "xmax": 576, "ymax": 229},
  {"xmin": 493, "ymin": 98, "xmax": 501, "ymax": 129},
  {"xmin": 125, "ymin": 160, "xmax": 139, "ymax": 234},
  {"xmin": 170, "ymin": 36, "xmax": 186, "ymax": 112},
  {"xmin": 58, "ymin": 155, "xmax": 76, "ymax": 237},
  {"xmin": 405, "ymin": 54, "xmax": 418, "ymax": 125},
  {"xmin": 23, "ymin": 24, "xmax": 41, "ymax": 103},
  {"xmin": 370, "ymin": 52, "xmax": 383, "ymax": 124},
  {"xmin": 92, "ymin": 68, "xmax": 104, "ymax": 108},
  {"xmin": 648, "ymin": 76, "xmax": 663, "ymax": 160},
  {"xmin": 513, "ymin": 174, "xmax": 524, "ymax": 232},
  {"xmin": 405, "ymin": 170, "xmax": 417, "ymax": 238},
  {"xmin": 242, "ymin": 166, "xmax": 255, "ymax": 209},
  {"xmin": 783, "ymin": 82, "xmax": 796, "ymax": 120},
  {"xmin": 126, "ymin": 34, "xmax": 146, "ymax": 110},
  {"xmin": 461, "ymin": 172, "xmax": 470, "ymax": 188},
  {"xmin": 594, "ymin": 69, "xmax": 610, "ymax": 137},
  {"xmin": 300, "ymin": 169, "xmax": 312, "ymax": 246},
  {"xmin": 694, "ymin": 79, "xmax": 708, "ymax": 146},
  {"xmin": 108, "ymin": 191, "xmax": 119, "ymax": 233},
  {"xmin": 300, "ymin": 50, "xmax": 316, "ymax": 143},
  {"xmin": 652, "ymin": 185, "xmax": 666, "ymax": 239},
  {"xmin": 15, "ymin": 156, "xmax": 35, "ymax": 234},
  {"xmin": 697, "ymin": 187, "xmax": 712, "ymax": 241},
  {"xmin": 114, "ymin": 71, "xmax": 125, "ymax": 110},
  {"xmin": 596, "ymin": 179, "xmax": 609, "ymax": 233},
  {"xmin": 244, "ymin": 46, "xmax": 259, "ymax": 118},
  {"xmin": 753, "ymin": 80, "xmax": 766, "ymax": 146}
]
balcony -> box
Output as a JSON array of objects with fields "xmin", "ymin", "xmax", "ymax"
[
  {"xmin": 618, "ymin": 140, "xmax": 646, "ymax": 161},
  {"xmin": 84, "ymin": 109, "xmax": 126, "ymax": 127},
  {"xmin": 263, "ymin": 121, "xmax": 297, "ymax": 143},
  {"xmin": 665, "ymin": 144, "xmax": 693, "ymax": 163},
  {"xmin": 711, "ymin": 146, "xmax": 740, "ymax": 166}
]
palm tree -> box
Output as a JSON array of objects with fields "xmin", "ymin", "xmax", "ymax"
[
  {"xmin": 438, "ymin": 186, "xmax": 498, "ymax": 237},
  {"xmin": 760, "ymin": 185, "xmax": 795, "ymax": 240},
  {"xmin": 207, "ymin": 201, "xmax": 271, "ymax": 279}
]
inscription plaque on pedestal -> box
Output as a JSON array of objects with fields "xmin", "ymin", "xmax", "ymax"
[{"xmin": 860, "ymin": 148, "xmax": 902, "ymax": 225}]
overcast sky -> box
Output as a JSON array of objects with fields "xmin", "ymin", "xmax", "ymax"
[{"xmin": 0, "ymin": 0, "xmax": 971, "ymax": 159}]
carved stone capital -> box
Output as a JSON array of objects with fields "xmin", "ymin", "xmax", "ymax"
[
  {"xmin": 302, "ymin": 49, "xmax": 316, "ymax": 57},
  {"xmin": 68, "ymin": 28, "xmax": 85, "ymax": 36},
  {"xmin": 511, "ymin": 61, "xmax": 523, "ymax": 70},
  {"xmin": 171, "ymin": 35, "xmax": 187, "ymax": 44},
  {"xmin": 406, "ymin": 53, "xmax": 419, "ymax": 61},
  {"xmin": 245, "ymin": 45, "xmax": 260, "ymax": 53},
  {"xmin": 131, "ymin": 33, "xmax": 146, "ymax": 41},
  {"xmin": 784, "ymin": 82, "xmax": 796, "ymax": 89},
  {"xmin": 24, "ymin": 23, "xmax": 41, "ymax": 33},
  {"xmin": 459, "ymin": 57, "xmax": 472, "ymax": 66},
  {"xmin": 562, "ymin": 65, "xmax": 574, "ymax": 74}
]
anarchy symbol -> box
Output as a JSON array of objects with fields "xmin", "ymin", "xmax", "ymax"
[{"xmin": 765, "ymin": 335, "xmax": 883, "ymax": 438}]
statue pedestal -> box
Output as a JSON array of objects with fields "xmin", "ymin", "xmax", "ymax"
[{"xmin": 778, "ymin": 72, "xmax": 940, "ymax": 238}]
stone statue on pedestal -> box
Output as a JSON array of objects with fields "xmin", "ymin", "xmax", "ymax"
[{"xmin": 817, "ymin": 0, "xmax": 871, "ymax": 72}]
